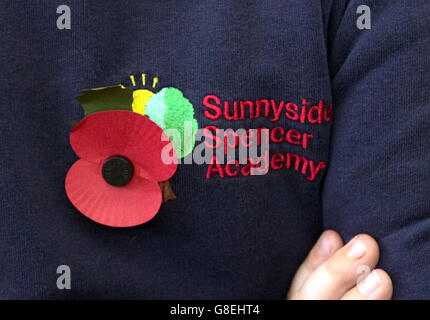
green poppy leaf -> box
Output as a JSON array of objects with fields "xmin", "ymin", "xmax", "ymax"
[{"xmin": 75, "ymin": 85, "xmax": 133, "ymax": 117}]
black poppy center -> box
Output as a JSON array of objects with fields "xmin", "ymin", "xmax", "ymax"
[{"xmin": 102, "ymin": 156, "xmax": 134, "ymax": 187}]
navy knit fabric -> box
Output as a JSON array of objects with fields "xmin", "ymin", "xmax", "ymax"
[
  {"xmin": 0, "ymin": 1, "xmax": 428, "ymax": 299},
  {"xmin": 323, "ymin": 0, "xmax": 430, "ymax": 299}
]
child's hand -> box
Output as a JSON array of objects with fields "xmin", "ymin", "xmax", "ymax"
[{"xmin": 287, "ymin": 230, "xmax": 393, "ymax": 300}]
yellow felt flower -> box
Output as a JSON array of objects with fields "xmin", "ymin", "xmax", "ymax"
[{"xmin": 131, "ymin": 89, "xmax": 154, "ymax": 116}]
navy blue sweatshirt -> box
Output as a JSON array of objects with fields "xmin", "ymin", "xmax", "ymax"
[{"xmin": 0, "ymin": 0, "xmax": 428, "ymax": 299}]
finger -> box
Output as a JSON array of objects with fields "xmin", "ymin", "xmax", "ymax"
[
  {"xmin": 287, "ymin": 230, "xmax": 344, "ymax": 299},
  {"xmin": 292, "ymin": 234, "xmax": 380, "ymax": 300},
  {"xmin": 341, "ymin": 269, "xmax": 393, "ymax": 300}
]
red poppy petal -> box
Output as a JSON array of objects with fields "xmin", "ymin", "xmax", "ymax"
[
  {"xmin": 65, "ymin": 160, "xmax": 162, "ymax": 227},
  {"xmin": 70, "ymin": 110, "xmax": 177, "ymax": 182}
]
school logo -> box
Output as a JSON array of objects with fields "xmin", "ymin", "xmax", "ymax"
[{"xmin": 65, "ymin": 72, "xmax": 332, "ymax": 228}]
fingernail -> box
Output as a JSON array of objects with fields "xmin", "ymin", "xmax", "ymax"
[
  {"xmin": 347, "ymin": 236, "xmax": 367, "ymax": 260},
  {"xmin": 318, "ymin": 234, "xmax": 333, "ymax": 257},
  {"xmin": 358, "ymin": 271, "xmax": 381, "ymax": 295}
]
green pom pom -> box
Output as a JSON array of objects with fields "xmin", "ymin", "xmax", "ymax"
[
  {"xmin": 145, "ymin": 87, "xmax": 198, "ymax": 158},
  {"xmin": 145, "ymin": 88, "xmax": 167, "ymax": 128}
]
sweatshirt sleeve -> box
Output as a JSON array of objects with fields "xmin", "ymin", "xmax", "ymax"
[{"xmin": 323, "ymin": 0, "xmax": 430, "ymax": 299}]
